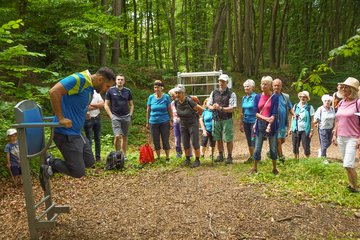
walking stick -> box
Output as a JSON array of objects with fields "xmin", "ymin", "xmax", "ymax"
[{"xmin": 7, "ymin": 166, "xmax": 17, "ymax": 187}]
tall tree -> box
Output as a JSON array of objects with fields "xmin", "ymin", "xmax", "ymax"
[
  {"xmin": 111, "ymin": 0, "xmax": 122, "ymax": 65},
  {"xmin": 99, "ymin": 0, "xmax": 108, "ymax": 65},
  {"xmin": 133, "ymin": 0, "xmax": 139, "ymax": 61},
  {"xmin": 269, "ymin": 0, "xmax": 279, "ymax": 69}
]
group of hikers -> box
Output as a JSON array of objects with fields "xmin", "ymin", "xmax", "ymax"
[{"xmin": 4, "ymin": 66, "xmax": 360, "ymax": 194}]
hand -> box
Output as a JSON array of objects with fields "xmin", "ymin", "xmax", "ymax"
[
  {"xmin": 202, "ymin": 130, "xmax": 208, "ymax": 137},
  {"xmin": 332, "ymin": 136, "xmax": 338, "ymax": 146},
  {"xmin": 239, "ymin": 124, "xmax": 244, "ymax": 133},
  {"xmin": 268, "ymin": 116, "xmax": 275, "ymax": 124},
  {"xmin": 86, "ymin": 112, "xmax": 91, "ymax": 120},
  {"xmin": 59, "ymin": 118, "xmax": 72, "ymax": 128}
]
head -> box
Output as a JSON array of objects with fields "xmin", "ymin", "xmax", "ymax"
[
  {"xmin": 174, "ymin": 84, "xmax": 186, "ymax": 100},
  {"xmin": 7, "ymin": 128, "xmax": 17, "ymax": 142},
  {"xmin": 203, "ymin": 98, "xmax": 209, "ymax": 108},
  {"xmin": 93, "ymin": 67, "xmax": 116, "ymax": 94},
  {"xmin": 243, "ymin": 79, "xmax": 255, "ymax": 95},
  {"xmin": 272, "ymin": 78, "xmax": 282, "ymax": 94},
  {"xmin": 115, "ymin": 74, "xmax": 125, "ymax": 88},
  {"xmin": 321, "ymin": 94, "xmax": 333, "ymax": 108},
  {"xmin": 218, "ymin": 74, "xmax": 229, "ymax": 90},
  {"xmin": 168, "ymin": 88, "xmax": 176, "ymax": 100},
  {"xmin": 338, "ymin": 77, "xmax": 359, "ymax": 100},
  {"xmin": 261, "ymin": 76, "xmax": 273, "ymax": 93},
  {"xmin": 153, "ymin": 80, "xmax": 164, "ymax": 94},
  {"xmin": 298, "ymin": 91, "xmax": 310, "ymax": 104}
]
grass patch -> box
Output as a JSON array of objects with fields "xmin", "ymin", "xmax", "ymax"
[{"xmin": 233, "ymin": 157, "xmax": 360, "ymax": 208}]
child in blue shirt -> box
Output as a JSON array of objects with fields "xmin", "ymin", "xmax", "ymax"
[
  {"xmin": 4, "ymin": 128, "xmax": 21, "ymax": 185},
  {"xmin": 199, "ymin": 98, "xmax": 216, "ymax": 160}
]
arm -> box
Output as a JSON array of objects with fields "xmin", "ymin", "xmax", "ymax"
[
  {"xmin": 88, "ymin": 97, "xmax": 104, "ymax": 111},
  {"xmin": 309, "ymin": 116, "xmax": 315, "ymax": 138},
  {"xmin": 332, "ymin": 119, "xmax": 338, "ymax": 146},
  {"xmin": 49, "ymin": 82, "xmax": 72, "ymax": 128},
  {"xmin": 6, "ymin": 152, "xmax": 11, "ymax": 169},
  {"xmin": 199, "ymin": 116, "xmax": 208, "ymax": 136},
  {"xmin": 104, "ymin": 99, "xmax": 112, "ymax": 119},
  {"xmin": 146, "ymin": 105, "xmax": 150, "ymax": 128},
  {"xmin": 194, "ymin": 104, "xmax": 204, "ymax": 115},
  {"xmin": 129, "ymin": 100, "xmax": 134, "ymax": 117}
]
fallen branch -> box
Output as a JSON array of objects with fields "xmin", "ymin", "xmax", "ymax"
[
  {"xmin": 276, "ymin": 215, "xmax": 304, "ymax": 222},
  {"xmin": 206, "ymin": 210, "xmax": 217, "ymax": 238}
]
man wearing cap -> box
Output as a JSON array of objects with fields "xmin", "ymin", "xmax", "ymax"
[
  {"xmin": 40, "ymin": 67, "xmax": 116, "ymax": 192},
  {"xmin": 332, "ymin": 77, "xmax": 360, "ymax": 193},
  {"xmin": 104, "ymin": 74, "xmax": 134, "ymax": 159},
  {"xmin": 272, "ymin": 78, "xmax": 294, "ymax": 163},
  {"xmin": 207, "ymin": 74, "xmax": 237, "ymax": 164}
]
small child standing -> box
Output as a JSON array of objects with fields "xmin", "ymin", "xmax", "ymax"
[
  {"xmin": 199, "ymin": 98, "xmax": 216, "ymax": 161},
  {"xmin": 4, "ymin": 128, "xmax": 21, "ymax": 185}
]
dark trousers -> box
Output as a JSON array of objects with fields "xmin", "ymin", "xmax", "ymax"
[
  {"xmin": 150, "ymin": 121, "xmax": 170, "ymax": 151},
  {"xmin": 292, "ymin": 131, "xmax": 311, "ymax": 156},
  {"xmin": 84, "ymin": 116, "xmax": 101, "ymax": 160},
  {"xmin": 53, "ymin": 133, "xmax": 95, "ymax": 178}
]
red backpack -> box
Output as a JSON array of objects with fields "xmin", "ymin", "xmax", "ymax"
[{"xmin": 139, "ymin": 143, "xmax": 155, "ymax": 164}]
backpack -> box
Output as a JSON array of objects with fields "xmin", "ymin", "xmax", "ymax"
[
  {"xmin": 104, "ymin": 151, "xmax": 125, "ymax": 170},
  {"xmin": 139, "ymin": 143, "xmax": 155, "ymax": 164},
  {"xmin": 174, "ymin": 96, "xmax": 199, "ymax": 117}
]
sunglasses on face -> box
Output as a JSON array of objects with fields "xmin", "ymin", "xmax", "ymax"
[{"xmin": 339, "ymin": 85, "xmax": 350, "ymax": 89}]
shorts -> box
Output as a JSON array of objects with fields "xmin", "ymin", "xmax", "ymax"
[
  {"xmin": 277, "ymin": 127, "xmax": 287, "ymax": 139},
  {"xmin": 10, "ymin": 166, "xmax": 21, "ymax": 176},
  {"xmin": 201, "ymin": 131, "xmax": 216, "ymax": 148},
  {"xmin": 112, "ymin": 115, "xmax": 131, "ymax": 136},
  {"xmin": 212, "ymin": 118, "xmax": 234, "ymax": 142},
  {"xmin": 337, "ymin": 136, "xmax": 358, "ymax": 168}
]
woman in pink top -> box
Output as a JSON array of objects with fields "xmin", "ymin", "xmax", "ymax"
[{"xmin": 332, "ymin": 77, "xmax": 360, "ymax": 193}]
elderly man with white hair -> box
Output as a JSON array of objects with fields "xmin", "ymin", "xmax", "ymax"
[
  {"xmin": 207, "ymin": 74, "xmax": 237, "ymax": 164},
  {"xmin": 314, "ymin": 94, "xmax": 336, "ymax": 163}
]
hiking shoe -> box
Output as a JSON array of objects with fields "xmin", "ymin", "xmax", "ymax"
[
  {"xmin": 214, "ymin": 155, "xmax": 224, "ymax": 162},
  {"xmin": 39, "ymin": 165, "xmax": 53, "ymax": 192},
  {"xmin": 347, "ymin": 185, "xmax": 360, "ymax": 193},
  {"xmin": 244, "ymin": 156, "xmax": 254, "ymax": 164},
  {"xmin": 190, "ymin": 160, "xmax": 200, "ymax": 168},
  {"xmin": 272, "ymin": 168, "xmax": 279, "ymax": 175},
  {"xmin": 165, "ymin": 158, "xmax": 170, "ymax": 162},
  {"xmin": 45, "ymin": 153, "xmax": 55, "ymax": 166},
  {"xmin": 181, "ymin": 159, "xmax": 191, "ymax": 167},
  {"xmin": 176, "ymin": 152, "xmax": 182, "ymax": 158},
  {"xmin": 279, "ymin": 156, "xmax": 285, "ymax": 164},
  {"xmin": 225, "ymin": 156, "xmax": 233, "ymax": 165}
]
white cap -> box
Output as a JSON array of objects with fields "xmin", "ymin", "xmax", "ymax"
[
  {"xmin": 7, "ymin": 128, "xmax": 17, "ymax": 136},
  {"xmin": 218, "ymin": 74, "xmax": 229, "ymax": 82}
]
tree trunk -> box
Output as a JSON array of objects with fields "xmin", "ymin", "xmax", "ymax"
[
  {"xmin": 145, "ymin": 0, "xmax": 150, "ymax": 66},
  {"xmin": 133, "ymin": 0, "xmax": 138, "ymax": 61},
  {"xmin": 183, "ymin": 0, "xmax": 190, "ymax": 72},
  {"xmin": 254, "ymin": 0, "xmax": 265, "ymax": 75},
  {"xmin": 226, "ymin": 0, "xmax": 235, "ymax": 71},
  {"xmin": 99, "ymin": 0, "xmax": 107, "ymax": 65},
  {"xmin": 275, "ymin": 0, "xmax": 288, "ymax": 68},
  {"xmin": 269, "ymin": 0, "xmax": 279, "ymax": 69},
  {"xmin": 161, "ymin": 0, "xmax": 178, "ymax": 71},
  {"xmin": 123, "ymin": 0, "xmax": 129, "ymax": 58},
  {"xmin": 111, "ymin": 0, "xmax": 122, "ymax": 65},
  {"xmin": 156, "ymin": 1, "xmax": 163, "ymax": 68},
  {"xmin": 244, "ymin": 0, "xmax": 253, "ymax": 76}
]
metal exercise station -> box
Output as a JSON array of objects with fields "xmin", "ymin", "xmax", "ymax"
[
  {"xmin": 12, "ymin": 100, "xmax": 69, "ymax": 239},
  {"xmin": 177, "ymin": 70, "xmax": 232, "ymax": 98}
]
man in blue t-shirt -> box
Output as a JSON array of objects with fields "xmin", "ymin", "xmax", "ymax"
[
  {"xmin": 39, "ymin": 67, "xmax": 115, "ymax": 191},
  {"xmin": 104, "ymin": 74, "xmax": 134, "ymax": 159},
  {"xmin": 272, "ymin": 78, "xmax": 294, "ymax": 163}
]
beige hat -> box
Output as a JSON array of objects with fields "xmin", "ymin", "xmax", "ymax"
[
  {"xmin": 218, "ymin": 74, "xmax": 229, "ymax": 82},
  {"xmin": 338, "ymin": 77, "xmax": 359, "ymax": 90},
  {"xmin": 298, "ymin": 91, "xmax": 310, "ymax": 101},
  {"xmin": 7, "ymin": 128, "xmax": 17, "ymax": 136}
]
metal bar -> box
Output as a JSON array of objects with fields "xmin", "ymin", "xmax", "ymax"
[
  {"xmin": 36, "ymin": 203, "xmax": 55, "ymax": 221},
  {"xmin": 178, "ymin": 71, "xmax": 222, "ymax": 78},
  {"xmin": 53, "ymin": 205, "xmax": 70, "ymax": 214},
  {"xmin": 12, "ymin": 122, "xmax": 61, "ymax": 128},
  {"xmin": 181, "ymin": 83, "xmax": 218, "ymax": 87},
  {"xmin": 35, "ymin": 221, "xmax": 56, "ymax": 229},
  {"xmin": 34, "ymin": 195, "xmax": 50, "ymax": 209}
]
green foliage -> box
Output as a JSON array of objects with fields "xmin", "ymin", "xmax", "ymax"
[{"xmin": 329, "ymin": 28, "xmax": 360, "ymax": 58}]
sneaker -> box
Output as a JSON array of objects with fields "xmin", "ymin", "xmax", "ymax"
[
  {"xmin": 190, "ymin": 160, "xmax": 200, "ymax": 168},
  {"xmin": 322, "ymin": 159, "xmax": 329, "ymax": 165},
  {"xmin": 279, "ymin": 156, "xmax": 285, "ymax": 164},
  {"xmin": 225, "ymin": 156, "xmax": 233, "ymax": 165},
  {"xmin": 214, "ymin": 155, "xmax": 224, "ymax": 162},
  {"xmin": 165, "ymin": 158, "xmax": 170, "ymax": 162},
  {"xmin": 39, "ymin": 165, "xmax": 53, "ymax": 191},
  {"xmin": 45, "ymin": 153, "xmax": 55, "ymax": 166},
  {"xmin": 272, "ymin": 168, "xmax": 279, "ymax": 175},
  {"xmin": 244, "ymin": 156, "xmax": 254, "ymax": 164},
  {"xmin": 176, "ymin": 152, "xmax": 182, "ymax": 158},
  {"xmin": 347, "ymin": 185, "xmax": 360, "ymax": 193}
]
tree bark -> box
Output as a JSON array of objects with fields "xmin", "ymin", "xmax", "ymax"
[
  {"xmin": 111, "ymin": 0, "xmax": 122, "ymax": 65},
  {"xmin": 254, "ymin": 0, "xmax": 265, "ymax": 75},
  {"xmin": 269, "ymin": 0, "xmax": 279, "ymax": 69},
  {"xmin": 226, "ymin": 0, "xmax": 235, "ymax": 70},
  {"xmin": 276, "ymin": 0, "xmax": 288, "ymax": 68},
  {"xmin": 133, "ymin": 0, "xmax": 138, "ymax": 61},
  {"xmin": 244, "ymin": 0, "xmax": 253, "ymax": 76},
  {"xmin": 99, "ymin": 0, "xmax": 107, "ymax": 65}
]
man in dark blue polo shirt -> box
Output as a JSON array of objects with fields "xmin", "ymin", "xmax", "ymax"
[{"xmin": 104, "ymin": 74, "xmax": 134, "ymax": 159}]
